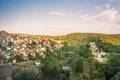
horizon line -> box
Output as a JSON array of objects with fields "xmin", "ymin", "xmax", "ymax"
[{"xmin": 0, "ymin": 30, "xmax": 120, "ymax": 36}]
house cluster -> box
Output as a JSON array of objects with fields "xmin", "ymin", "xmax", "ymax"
[
  {"xmin": 90, "ymin": 42, "xmax": 107, "ymax": 62},
  {"xmin": 0, "ymin": 31, "xmax": 64, "ymax": 64}
]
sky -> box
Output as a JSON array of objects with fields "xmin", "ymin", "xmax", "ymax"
[{"xmin": 0, "ymin": 0, "xmax": 120, "ymax": 35}]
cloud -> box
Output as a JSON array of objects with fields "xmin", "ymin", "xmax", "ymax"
[
  {"xmin": 80, "ymin": 9, "xmax": 119, "ymax": 23},
  {"xmin": 80, "ymin": 15, "xmax": 95, "ymax": 22},
  {"xmin": 49, "ymin": 9, "xmax": 120, "ymax": 24},
  {"xmin": 97, "ymin": 9, "xmax": 117, "ymax": 22},
  {"xmin": 94, "ymin": 6, "xmax": 101, "ymax": 10},
  {"xmin": 49, "ymin": 11, "xmax": 73, "ymax": 16}
]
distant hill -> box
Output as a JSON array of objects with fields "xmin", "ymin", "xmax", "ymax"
[
  {"xmin": 61, "ymin": 33, "xmax": 120, "ymax": 46},
  {"xmin": 0, "ymin": 31, "xmax": 120, "ymax": 46}
]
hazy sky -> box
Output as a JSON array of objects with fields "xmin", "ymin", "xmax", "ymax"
[{"xmin": 0, "ymin": 0, "xmax": 120, "ymax": 35}]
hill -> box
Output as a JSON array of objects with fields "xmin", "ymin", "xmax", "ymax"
[
  {"xmin": 61, "ymin": 33, "xmax": 120, "ymax": 46},
  {"xmin": 0, "ymin": 31, "xmax": 120, "ymax": 46}
]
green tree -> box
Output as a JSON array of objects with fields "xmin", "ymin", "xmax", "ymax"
[
  {"xmin": 76, "ymin": 45, "xmax": 92, "ymax": 58},
  {"xmin": 102, "ymin": 54, "xmax": 120, "ymax": 80},
  {"xmin": 13, "ymin": 68, "xmax": 40, "ymax": 80},
  {"xmin": 71, "ymin": 56, "xmax": 84, "ymax": 73},
  {"xmin": 93, "ymin": 71, "xmax": 105, "ymax": 80},
  {"xmin": 14, "ymin": 55, "xmax": 24, "ymax": 62}
]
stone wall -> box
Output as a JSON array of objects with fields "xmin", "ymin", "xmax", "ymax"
[{"xmin": 0, "ymin": 63, "xmax": 12, "ymax": 80}]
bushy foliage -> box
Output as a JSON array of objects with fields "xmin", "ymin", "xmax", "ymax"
[
  {"xmin": 101, "ymin": 43, "xmax": 120, "ymax": 53},
  {"xmin": 12, "ymin": 68, "xmax": 40, "ymax": 80}
]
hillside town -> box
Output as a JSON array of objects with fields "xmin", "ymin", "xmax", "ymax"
[
  {"xmin": 0, "ymin": 31, "xmax": 109, "ymax": 64},
  {"xmin": 0, "ymin": 31, "xmax": 64, "ymax": 64}
]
